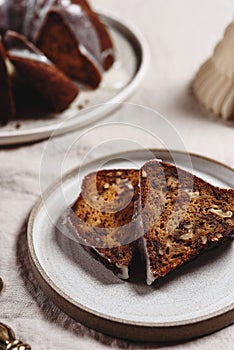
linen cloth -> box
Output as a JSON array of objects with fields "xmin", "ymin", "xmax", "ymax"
[{"xmin": 0, "ymin": 0, "xmax": 234, "ymax": 349}]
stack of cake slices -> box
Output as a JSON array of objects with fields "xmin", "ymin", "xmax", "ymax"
[{"xmin": 69, "ymin": 160, "xmax": 234, "ymax": 285}]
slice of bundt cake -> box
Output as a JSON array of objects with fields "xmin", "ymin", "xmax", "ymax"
[
  {"xmin": 36, "ymin": 8, "xmax": 102, "ymax": 88},
  {"xmin": 140, "ymin": 160, "xmax": 234, "ymax": 285},
  {"xmin": 0, "ymin": 38, "xmax": 15, "ymax": 125},
  {"xmin": 69, "ymin": 169, "xmax": 140, "ymax": 279},
  {"xmin": 4, "ymin": 30, "xmax": 78, "ymax": 113},
  {"xmin": 32, "ymin": 0, "xmax": 114, "ymax": 87}
]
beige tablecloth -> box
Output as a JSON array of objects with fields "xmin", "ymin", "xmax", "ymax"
[{"xmin": 0, "ymin": 0, "xmax": 234, "ymax": 349}]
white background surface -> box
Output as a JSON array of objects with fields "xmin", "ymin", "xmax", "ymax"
[{"xmin": 0, "ymin": 0, "xmax": 234, "ymax": 349}]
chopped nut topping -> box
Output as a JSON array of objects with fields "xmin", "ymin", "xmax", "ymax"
[
  {"xmin": 117, "ymin": 171, "xmax": 122, "ymax": 176},
  {"xmin": 211, "ymin": 236, "xmax": 220, "ymax": 242},
  {"xmin": 184, "ymin": 189, "xmax": 200, "ymax": 198},
  {"xmin": 127, "ymin": 183, "xmax": 134, "ymax": 190},
  {"xmin": 190, "ymin": 191, "xmax": 200, "ymax": 199},
  {"xmin": 184, "ymin": 223, "xmax": 193, "ymax": 229},
  {"xmin": 210, "ymin": 208, "xmax": 233, "ymax": 218},
  {"xmin": 158, "ymin": 247, "xmax": 164, "ymax": 256},
  {"xmin": 166, "ymin": 240, "xmax": 172, "ymax": 248},
  {"xmin": 179, "ymin": 232, "xmax": 193, "ymax": 241},
  {"xmin": 104, "ymin": 183, "xmax": 110, "ymax": 189},
  {"xmin": 201, "ymin": 236, "xmax": 207, "ymax": 245},
  {"xmin": 167, "ymin": 176, "xmax": 178, "ymax": 189},
  {"xmin": 142, "ymin": 170, "xmax": 147, "ymax": 178}
]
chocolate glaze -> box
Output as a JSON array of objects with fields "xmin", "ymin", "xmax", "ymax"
[
  {"xmin": 25, "ymin": 0, "xmax": 59, "ymax": 41},
  {"xmin": 33, "ymin": 1, "xmax": 103, "ymax": 69},
  {"xmin": 52, "ymin": 2, "xmax": 103, "ymax": 69},
  {"xmin": 0, "ymin": 0, "xmax": 26, "ymax": 33},
  {"xmin": 3, "ymin": 30, "xmax": 51, "ymax": 64}
]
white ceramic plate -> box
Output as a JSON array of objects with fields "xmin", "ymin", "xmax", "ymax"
[
  {"xmin": 27, "ymin": 150, "xmax": 234, "ymax": 342},
  {"xmin": 0, "ymin": 13, "xmax": 149, "ymax": 145}
]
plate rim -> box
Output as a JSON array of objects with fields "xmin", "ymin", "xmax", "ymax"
[
  {"xmin": 0, "ymin": 11, "xmax": 150, "ymax": 145},
  {"xmin": 27, "ymin": 149, "xmax": 234, "ymax": 342}
]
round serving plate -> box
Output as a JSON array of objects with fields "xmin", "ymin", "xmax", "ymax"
[
  {"xmin": 0, "ymin": 13, "xmax": 149, "ymax": 145},
  {"xmin": 27, "ymin": 150, "xmax": 234, "ymax": 342}
]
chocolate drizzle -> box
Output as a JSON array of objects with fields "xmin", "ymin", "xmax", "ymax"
[
  {"xmin": 4, "ymin": 30, "xmax": 51, "ymax": 64},
  {"xmin": 53, "ymin": 2, "xmax": 103, "ymax": 69}
]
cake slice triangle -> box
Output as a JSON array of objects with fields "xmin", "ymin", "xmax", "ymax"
[
  {"xmin": 36, "ymin": 5, "xmax": 103, "ymax": 88},
  {"xmin": 4, "ymin": 31, "xmax": 78, "ymax": 113},
  {"xmin": 70, "ymin": 169, "xmax": 140, "ymax": 279},
  {"xmin": 139, "ymin": 160, "xmax": 234, "ymax": 285}
]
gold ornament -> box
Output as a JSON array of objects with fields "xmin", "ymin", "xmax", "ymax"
[
  {"xmin": 0, "ymin": 278, "xmax": 3, "ymax": 295},
  {"xmin": 0, "ymin": 323, "xmax": 31, "ymax": 350}
]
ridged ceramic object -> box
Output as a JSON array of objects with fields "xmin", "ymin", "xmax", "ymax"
[{"xmin": 193, "ymin": 21, "xmax": 234, "ymax": 121}]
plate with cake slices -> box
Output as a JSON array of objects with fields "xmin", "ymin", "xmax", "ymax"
[
  {"xmin": 28, "ymin": 149, "xmax": 234, "ymax": 342},
  {"xmin": 0, "ymin": 0, "xmax": 149, "ymax": 145}
]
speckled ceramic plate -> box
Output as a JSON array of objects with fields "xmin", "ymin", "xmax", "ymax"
[
  {"xmin": 27, "ymin": 150, "xmax": 234, "ymax": 342},
  {"xmin": 0, "ymin": 13, "xmax": 149, "ymax": 145}
]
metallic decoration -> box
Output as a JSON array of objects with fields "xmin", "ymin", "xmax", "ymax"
[
  {"xmin": 0, "ymin": 323, "xmax": 31, "ymax": 350},
  {"xmin": 0, "ymin": 278, "xmax": 3, "ymax": 295}
]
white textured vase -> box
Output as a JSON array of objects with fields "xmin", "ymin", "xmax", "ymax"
[{"xmin": 193, "ymin": 21, "xmax": 234, "ymax": 121}]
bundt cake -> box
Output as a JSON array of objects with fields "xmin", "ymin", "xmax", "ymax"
[
  {"xmin": 69, "ymin": 169, "xmax": 140, "ymax": 280},
  {"xmin": 0, "ymin": 0, "xmax": 115, "ymax": 125},
  {"xmin": 0, "ymin": 0, "xmax": 114, "ymax": 86}
]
